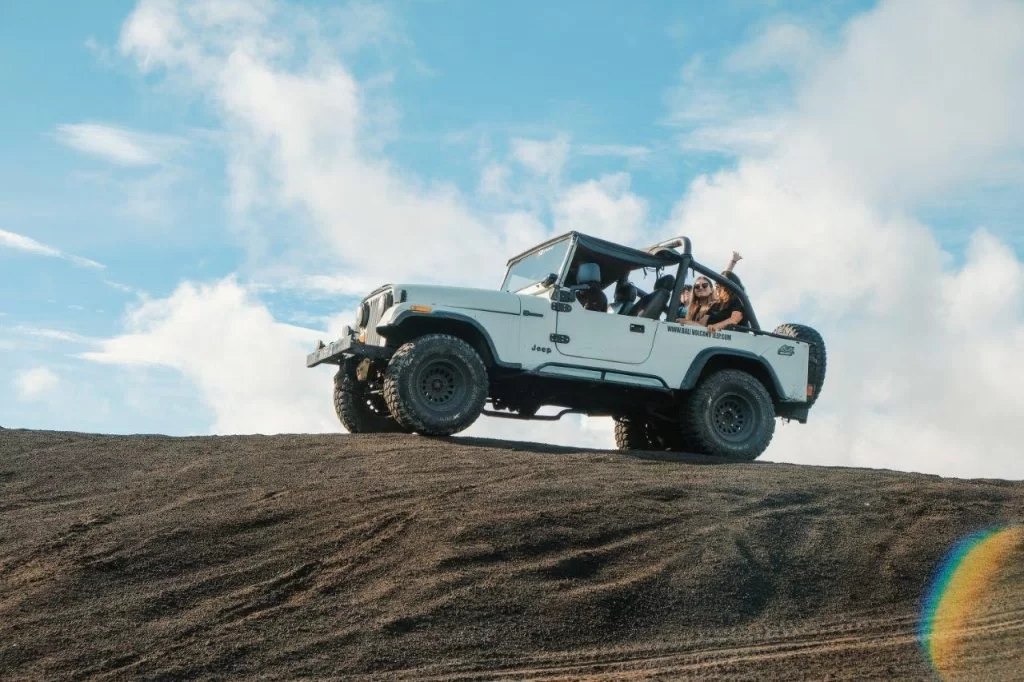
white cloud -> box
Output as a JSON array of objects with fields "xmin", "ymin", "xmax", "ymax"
[
  {"xmin": 250, "ymin": 270, "xmax": 386, "ymax": 298},
  {"xmin": 9, "ymin": 326, "xmax": 94, "ymax": 344},
  {"xmin": 576, "ymin": 144, "xmax": 651, "ymax": 160},
  {"xmin": 54, "ymin": 123, "xmax": 185, "ymax": 166},
  {"xmin": 554, "ymin": 173, "xmax": 649, "ymax": 244},
  {"xmin": 333, "ymin": 0, "xmax": 399, "ymax": 53},
  {"xmin": 798, "ymin": 0, "xmax": 1024, "ymax": 204},
  {"xmin": 664, "ymin": 0, "xmax": 1024, "ymax": 479},
  {"xmin": 479, "ymin": 162, "xmax": 511, "ymax": 199},
  {"xmin": 15, "ymin": 367, "xmax": 60, "ymax": 401},
  {"xmin": 103, "ymin": 279, "xmax": 145, "ymax": 296},
  {"xmin": 84, "ymin": 36, "xmax": 115, "ymax": 65},
  {"xmin": 83, "ymin": 278, "xmax": 337, "ymax": 434},
  {"xmin": 510, "ymin": 135, "xmax": 571, "ymax": 180},
  {"xmin": 0, "ymin": 228, "xmax": 104, "ymax": 269},
  {"xmin": 665, "ymin": 54, "xmax": 789, "ymax": 158},
  {"xmin": 726, "ymin": 23, "xmax": 820, "ymax": 73},
  {"xmin": 118, "ymin": 0, "xmax": 533, "ymax": 288},
  {"xmin": 678, "ymin": 118, "xmax": 786, "ymax": 156}
]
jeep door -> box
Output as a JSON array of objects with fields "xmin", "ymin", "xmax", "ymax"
[{"xmin": 553, "ymin": 299, "xmax": 657, "ymax": 364}]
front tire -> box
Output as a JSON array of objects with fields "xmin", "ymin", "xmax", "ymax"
[
  {"xmin": 334, "ymin": 358, "xmax": 405, "ymax": 433},
  {"xmin": 688, "ymin": 370, "xmax": 775, "ymax": 460},
  {"xmin": 383, "ymin": 334, "xmax": 488, "ymax": 436}
]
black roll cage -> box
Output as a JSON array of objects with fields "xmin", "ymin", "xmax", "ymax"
[{"xmin": 507, "ymin": 231, "xmax": 760, "ymax": 332}]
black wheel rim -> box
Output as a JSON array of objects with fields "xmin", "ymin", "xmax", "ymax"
[
  {"xmin": 711, "ymin": 392, "xmax": 755, "ymax": 442},
  {"xmin": 415, "ymin": 360, "xmax": 466, "ymax": 413},
  {"xmin": 350, "ymin": 378, "xmax": 389, "ymax": 418},
  {"xmin": 364, "ymin": 393, "xmax": 390, "ymax": 417}
]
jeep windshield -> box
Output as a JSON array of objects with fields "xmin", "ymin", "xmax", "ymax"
[{"xmin": 501, "ymin": 238, "xmax": 571, "ymax": 293}]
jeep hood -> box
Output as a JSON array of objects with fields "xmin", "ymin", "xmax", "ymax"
[{"xmin": 395, "ymin": 284, "xmax": 522, "ymax": 315}]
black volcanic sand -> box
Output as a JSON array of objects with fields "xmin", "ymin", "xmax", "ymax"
[{"xmin": 2, "ymin": 429, "xmax": 1023, "ymax": 680}]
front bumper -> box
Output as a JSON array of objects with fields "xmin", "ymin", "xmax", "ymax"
[{"xmin": 306, "ymin": 329, "xmax": 394, "ymax": 368}]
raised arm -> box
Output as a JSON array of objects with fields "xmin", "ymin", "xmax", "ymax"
[{"xmin": 723, "ymin": 250, "xmax": 742, "ymax": 274}]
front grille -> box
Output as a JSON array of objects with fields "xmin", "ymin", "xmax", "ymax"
[{"xmin": 362, "ymin": 288, "xmax": 393, "ymax": 346}]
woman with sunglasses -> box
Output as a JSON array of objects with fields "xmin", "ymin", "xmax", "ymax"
[
  {"xmin": 678, "ymin": 276, "xmax": 716, "ymax": 324},
  {"xmin": 675, "ymin": 251, "xmax": 744, "ymax": 328}
]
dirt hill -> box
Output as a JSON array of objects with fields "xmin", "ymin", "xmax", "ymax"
[{"xmin": 2, "ymin": 429, "xmax": 1022, "ymax": 680}]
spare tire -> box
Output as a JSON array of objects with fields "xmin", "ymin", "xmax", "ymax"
[{"xmin": 773, "ymin": 323, "xmax": 827, "ymax": 407}]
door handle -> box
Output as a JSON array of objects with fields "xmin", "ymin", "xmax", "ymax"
[{"xmin": 630, "ymin": 324, "xmax": 644, "ymax": 333}]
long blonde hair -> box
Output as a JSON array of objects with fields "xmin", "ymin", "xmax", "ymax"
[{"xmin": 686, "ymin": 276, "xmax": 714, "ymax": 322}]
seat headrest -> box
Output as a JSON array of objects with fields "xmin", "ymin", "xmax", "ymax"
[
  {"xmin": 577, "ymin": 263, "xmax": 601, "ymax": 286},
  {"xmin": 655, "ymin": 274, "xmax": 675, "ymax": 291},
  {"xmin": 613, "ymin": 282, "xmax": 638, "ymax": 303}
]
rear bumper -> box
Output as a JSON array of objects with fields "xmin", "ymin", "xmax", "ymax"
[{"xmin": 306, "ymin": 331, "xmax": 393, "ymax": 368}]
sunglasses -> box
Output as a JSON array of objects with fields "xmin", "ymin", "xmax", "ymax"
[{"xmin": 694, "ymin": 282, "xmax": 712, "ymax": 290}]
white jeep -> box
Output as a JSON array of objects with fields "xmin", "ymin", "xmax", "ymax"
[{"xmin": 307, "ymin": 232, "xmax": 826, "ymax": 460}]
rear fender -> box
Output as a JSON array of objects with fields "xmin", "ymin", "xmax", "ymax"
[{"xmin": 680, "ymin": 349, "xmax": 787, "ymax": 402}]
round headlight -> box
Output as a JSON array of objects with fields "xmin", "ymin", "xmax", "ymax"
[{"xmin": 355, "ymin": 301, "xmax": 370, "ymax": 328}]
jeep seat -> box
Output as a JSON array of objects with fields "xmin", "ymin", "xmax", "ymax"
[
  {"xmin": 610, "ymin": 281, "xmax": 638, "ymax": 314},
  {"xmin": 577, "ymin": 263, "xmax": 601, "ymax": 287},
  {"xmin": 630, "ymin": 274, "xmax": 675, "ymax": 319},
  {"xmin": 575, "ymin": 263, "xmax": 609, "ymax": 312}
]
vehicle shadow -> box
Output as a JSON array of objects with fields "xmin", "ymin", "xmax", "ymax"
[{"xmin": 446, "ymin": 435, "xmax": 748, "ymax": 466}]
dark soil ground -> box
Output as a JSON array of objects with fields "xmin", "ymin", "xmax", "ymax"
[{"xmin": 2, "ymin": 428, "xmax": 1022, "ymax": 680}]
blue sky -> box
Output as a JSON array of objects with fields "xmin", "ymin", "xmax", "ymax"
[{"xmin": 2, "ymin": 0, "xmax": 1022, "ymax": 478}]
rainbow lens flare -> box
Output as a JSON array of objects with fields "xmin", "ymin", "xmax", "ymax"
[{"xmin": 920, "ymin": 524, "xmax": 1024, "ymax": 678}]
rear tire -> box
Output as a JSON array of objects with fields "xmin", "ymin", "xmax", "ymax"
[
  {"xmin": 688, "ymin": 369, "xmax": 775, "ymax": 460},
  {"xmin": 653, "ymin": 417, "xmax": 703, "ymax": 455},
  {"xmin": 615, "ymin": 415, "xmax": 702, "ymax": 454},
  {"xmin": 334, "ymin": 358, "xmax": 406, "ymax": 433},
  {"xmin": 613, "ymin": 418, "xmax": 653, "ymax": 450},
  {"xmin": 383, "ymin": 334, "xmax": 488, "ymax": 436},
  {"xmin": 773, "ymin": 323, "xmax": 827, "ymax": 406}
]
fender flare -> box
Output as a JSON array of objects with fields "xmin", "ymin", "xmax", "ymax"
[
  {"xmin": 377, "ymin": 310, "xmax": 521, "ymax": 369},
  {"xmin": 680, "ymin": 348, "xmax": 787, "ymax": 399}
]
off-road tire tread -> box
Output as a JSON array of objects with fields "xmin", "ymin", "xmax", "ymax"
[
  {"xmin": 383, "ymin": 334, "xmax": 488, "ymax": 436},
  {"xmin": 334, "ymin": 360, "xmax": 405, "ymax": 433},
  {"xmin": 676, "ymin": 402, "xmax": 706, "ymax": 454},
  {"xmin": 613, "ymin": 418, "xmax": 652, "ymax": 451},
  {"xmin": 660, "ymin": 412, "xmax": 704, "ymax": 455},
  {"xmin": 773, "ymin": 323, "xmax": 827, "ymax": 407},
  {"xmin": 687, "ymin": 369, "xmax": 775, "ymax": 460}
]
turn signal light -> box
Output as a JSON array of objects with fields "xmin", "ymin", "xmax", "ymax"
[
  {"xmin": 410, "ymin": 305, "xmax": 433, "ymax": 313},
  {"xmin": 807, "ymin": 384, "xmax": 815, "ymax": 398}
]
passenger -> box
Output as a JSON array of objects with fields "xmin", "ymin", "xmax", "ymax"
[
  {"xmin": 679, "ymin": 276, "xmax": 714, "ymax": 325},
  {"xmin": 683, "ymin": 250, "xmax": 740, "ymax": 322},
  {"xmin": 676, "ymin": 283, "xmax": 693, "ymax": 319},
  {"xmin": 705, "ymin": 271, "xmax": 747, "ymax": 333},
  {"xmin": 577, "ymin": 287, "xmax": 609, "ymax": 312}
]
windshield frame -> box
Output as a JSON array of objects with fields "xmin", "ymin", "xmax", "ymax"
[{"xmin": 500, "ymin": 235, "xmax": 575, "ymax": 293}]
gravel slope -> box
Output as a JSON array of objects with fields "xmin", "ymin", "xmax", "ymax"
[{"xmin": 2, "ymin": 429, "xmax": 1022, "ymax": 680}]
